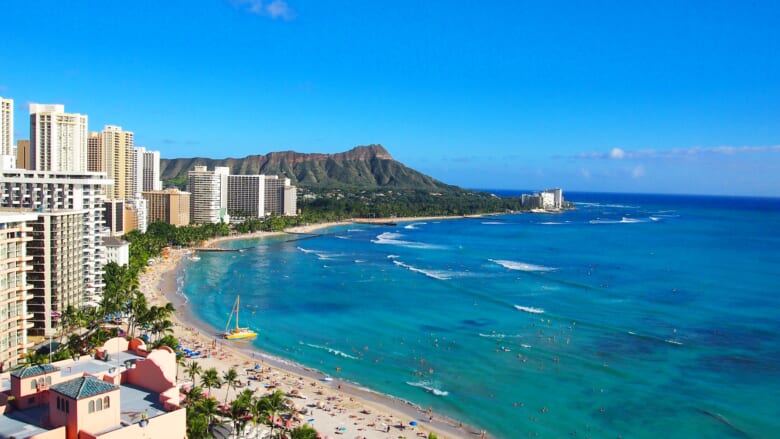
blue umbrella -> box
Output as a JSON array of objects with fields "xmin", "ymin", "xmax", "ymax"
[{"xmin": 410, "ymin": 421, "xmax": 418, "ymax": 427}]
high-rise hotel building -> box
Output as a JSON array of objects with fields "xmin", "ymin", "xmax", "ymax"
[
  {"xmin": 0, "ymin": 211, "xmax": 37, "ymax": 369},
  {"xmin": 264, "ymin": 175, "xmax": 297, "ymax": 217},
  {"xmin": 0, "ymin": 170, "xmax": 111, "ymax": 309},
  {"xmin": 29, "ymin": 104, "xmax": 88, "ymax": 173},
  {"xmin": 188, "ymin": 166, "xmax": 229, "ymax": 224},
  {"xmin": 27, "ymin": 210, "xmax": 86, "ymax": 336},
  {"xmin": 92, "ymin": 126, "xmax": 134, "ymax": 200},
  {"xmin": 143, "ymin": 188, "xmax": 190, "ymax": 227},
  {"xmin": 134, "ymin": 146, "xmax": 162, "ymax": 194},
  {"xmin": 227, "ymin": 175, "xmax": 265, "ymax": 220},
  {"xmin": 0, "ymin": 97, "xmax": 14, "ymax": 167}
]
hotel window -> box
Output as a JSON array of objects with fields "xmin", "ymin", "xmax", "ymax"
[
  {"xmin": 56, "ymin": 397, "xmax": 61, "ymax": 410},
  {"xmin": 88, "ymin": 400, "xmax": 95, "ymax": 413},
  {"xmin": 65, "ymin": 400, "xmax": 69, "ymax": 413},
  {"xmin": 104, "ymin": 396, "xmax": 110, "ymax": 408},
  {"xmin": 96, "ymin": 398, "xmax": 103, "ymax": 411},
  {"xmin": 30, "ymin": 380, "xmax": 36, "ymax": 390}
]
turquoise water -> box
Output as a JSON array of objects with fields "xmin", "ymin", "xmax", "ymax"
[{"xmin": 180, "ymin": 192, "xmax": 780, "ymax": 438}]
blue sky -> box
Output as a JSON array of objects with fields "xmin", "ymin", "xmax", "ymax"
[{"xmin": 1, "ymin": 1, "xmax": 778, "ymax": 196}]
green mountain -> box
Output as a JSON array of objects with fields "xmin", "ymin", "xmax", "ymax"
[{"xmin": 160, "ymin": 144, "xmax": 459, "ymax": 191}]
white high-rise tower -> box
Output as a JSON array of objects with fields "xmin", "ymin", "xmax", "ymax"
[
  {"xmin": 29, "ymin": 103, "xmax": 88, "ymax": 172},
  {"xmin": 0, "ymin": 97, "xmax": 14, "ymax": 169},
  {"xmin": 0, "ymin": 97, "xmax": 13, "ymax": 156}
]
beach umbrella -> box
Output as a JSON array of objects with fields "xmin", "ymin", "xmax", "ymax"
[{"xmin": 409, "ymin": 421, "xmax": 418, "ymax": 427}]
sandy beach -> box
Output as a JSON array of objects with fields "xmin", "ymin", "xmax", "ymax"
[{"xmin": 139, "ymin": 220, "xmax": 482, "ymax": 439}]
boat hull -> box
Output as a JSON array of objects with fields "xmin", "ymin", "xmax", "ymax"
[{"xmin": 224, "ymin": 329, "xmax": 257, "ymax": 340}]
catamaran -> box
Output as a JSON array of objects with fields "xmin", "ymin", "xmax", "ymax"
[{"xmin": 223, "ymin": 296, "xmax": 257, "ymax": 340}]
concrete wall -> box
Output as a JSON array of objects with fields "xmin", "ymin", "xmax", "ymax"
[
  {"xmin": 126, "ymin": 347, "xmax": 176, "ymax": 393},
  {"xmin": 80, "ymin": 407, "xmax": 186, "ymax": 439}
]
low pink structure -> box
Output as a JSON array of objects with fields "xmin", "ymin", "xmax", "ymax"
[{"xmin": 0, "ymin": 337, "xmax": 186, "ymax": 439}]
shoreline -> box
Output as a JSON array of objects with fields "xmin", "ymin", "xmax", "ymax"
[{"xmin": 141, "ymin": 219, "xmax": 486, "ymax": 438}]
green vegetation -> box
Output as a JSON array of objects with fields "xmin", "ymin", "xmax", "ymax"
[
  {"xmin": 181, "ymin": 368, "xmax": 310, "ymax": 439},
  {"xmin": 297, "ymin": 187, "xmax": 525, "ymax": 218}
]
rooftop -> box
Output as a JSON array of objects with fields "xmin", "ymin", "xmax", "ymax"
[
  {"xmin": 0, "ymin": 404, "xmax": 50, "ymax": 438},
  {"xmin": 50, "ymin": 376, "xmax": 118, "ymax": 399},
  {"xmin": 10, "ymin": 364, "xmax": 60, "ymax": 379}
]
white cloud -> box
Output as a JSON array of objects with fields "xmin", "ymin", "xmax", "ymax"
[
  {"xmin": 631, "ymin": 165, "xmax": 645, "ymax": 179},
  {"xmin": 266, "ymin": 0, "xmax": 295, "ymax": 19},
  {"xmin": 609, "ymin": 147, "xmax": 626, "ymax": 159},
  {"xmin": 576, "ymin": 145, "xmax": 780, "ymax": 160},
  {"xmin": 230, "ymin": 0, "xmax": 296, "ymax": 20}
]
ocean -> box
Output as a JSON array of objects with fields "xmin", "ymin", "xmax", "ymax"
[{"xmin": 178, "ymin": 192, "xmax": 780, "ymax": 438}]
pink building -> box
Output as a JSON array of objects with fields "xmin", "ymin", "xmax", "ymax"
[{"xmin": 0, "ymin": 338, "xmax": 185, "ymax": 439}]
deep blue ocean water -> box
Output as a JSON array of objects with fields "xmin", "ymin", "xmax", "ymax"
[{"xmin": 180, "ymin": 192, "xmax": 780, "ymax": 438}]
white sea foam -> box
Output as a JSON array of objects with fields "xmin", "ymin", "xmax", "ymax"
[
  {"xmin": 576, "ymin": 202, "xmax": 639, "ymax": 209},
  {"xmin": 306, "ymin": 343, "xmax": 359, "ymax": 360},
  {"xmin": 665, "ymin": 339, "xmax": 684, "ymax": 346},
  {"xmin": 481, "ymin": 221, "xmax": 505, "ymax": 225},
  {"xmin": 479, "ymin": 333, "xmax": 506, "ymax": 339},
  {"xmin": 372, "ymin": 232, "xmax": 445, "ymax": 249},
  {"xmin": 403, "ymin": 222, "xmax": 426, "ymax": 230},
  {"xmin": 406, "ymin": 381, "xmax": 449, "ymax": 396},
  {"xmin": 514, "ymin": 305, "xmax": 545, "ymax": 314},
  {"xmin": 589, "ymin": 217, "xmax": 648, "ymax": 224},
  {"xmin": 521, "ymin": 344, "xmax": 532, "ymax": 349},
  {"xmin": 387, "ymin": 254, "xmax": 400, "ymax": 259},
  {"xmin": 297, "ymin": 246, "xmax": 342, "ymax": 260},
  {"xmin": 479, "ymin": 333, "xmax": 523, "ymax": 339},
  {"xmin": 393, "ymin": 260, "xmax": 451, "ymax": 280},
  {"xmin": 490, "ymin": 259, "xmax": 556, "ymax": 272},
  {"xmin": 538, "ymin": 221, "xmax": 565, "ymax": 225}
]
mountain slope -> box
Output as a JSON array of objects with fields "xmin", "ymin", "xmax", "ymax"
[{"xmin": 160, "ymin": 144, "xmax": 458, "ymax": 191}]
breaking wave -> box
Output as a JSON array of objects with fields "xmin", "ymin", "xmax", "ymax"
[
  {"xmin": 372, "ymin": 232, "xmax": 445, "ymax": 249},
  {"xmin": 393, "ymin": 260, "xmax": 451, "ymax": 280},
  {"xmin": 406, "ymin": 381, "xmax": 449, "ymax": 396},
  {"xmin": 514, "ymin": 305, "xmax": 545, "ymax": 314},
  {"xmin": 305, "ymin": 343, "xmax": 359, "ymax": 360},
  {"xmin": 490, "ymin": 259, "xmax": 556, "ymax": 272}
]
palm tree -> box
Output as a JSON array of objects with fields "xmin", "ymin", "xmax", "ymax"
[
  {"xmin": 256, "ymin": 390, "xmax": 289, "ymax": 439},
  {"xmin": 183, "ymin": 385, "xmax": 205, "ymax": 407},
  {"xmin": 197, "ymin": 396, "xmax": 221, "ymax": 428},
  {"xmin": 185, "ymin": 361, "xmax": 203, "ymax": 385},
  {"xmin": 200, "ymin": 367, "xmax": 221, "ymax": 397},
  {"xmin": 227, "ymin": 392, "xmax": 252, "ymax": 438},
  {"xmin": 290, "ymin": 424, "xmax": 318, "ymax": 439},
  {"xmin": 222, "ymin": 367, "xmax": 239, "ymax": 405},
  {"xmin": 125, "ymin": 291, "xmax": 148, "ymax": 337}
]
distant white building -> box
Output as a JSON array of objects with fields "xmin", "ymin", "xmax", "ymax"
[
  {"xmin": 522, "ymin": 188, "xmax": 564, "ymax": 210},
  {"xmin": 103, "ymin": 236, "xmax": 130, "ymax": 267},
  {"xmin": 127, "ymin": 194, "xmax": 148, "ymax": 233}
]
